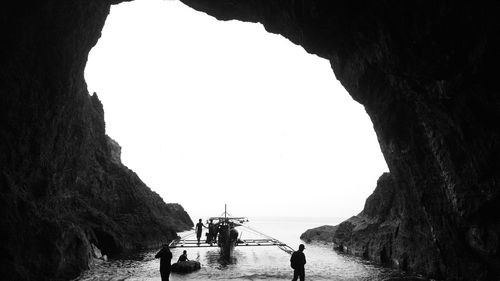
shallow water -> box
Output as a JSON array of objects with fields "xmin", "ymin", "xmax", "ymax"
[{"xmin": 74, "ymin": 217, "xmax": 418, "ymax": 281}]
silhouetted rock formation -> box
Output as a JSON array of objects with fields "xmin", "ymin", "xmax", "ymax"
[
  {"xmin": 177, "ymin": 1, "xmax": 500, "ymax": 280},
  {"xmin": 3, "ymin": 1, "xmax": 500, "ymax": 280},
  {"xmin": 331, "ymin": 174, "xmax": 401, "ymax": 264},
  {"xmin": 301, "ymin": 173, "xmax": 403, "ymax": 263},
  {"xmin": 0, "ymin": 3, "xmax": 193, "ymax": 280},
  {"xmin": 300, "ymin": 225, "xmax": 338, "ymax": 243}
]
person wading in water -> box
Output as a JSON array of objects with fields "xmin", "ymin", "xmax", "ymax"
[
  {"xmin": 290, "ymin": 244, "xmax": 306, "ymax": 281},
  {"xmin": 155, "ymin": 245, "xmax": 173, "ymax": 281}
]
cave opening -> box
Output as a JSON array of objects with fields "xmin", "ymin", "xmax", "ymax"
[
  {"xmin": 84, "ymin": 0, "xmax": 388, "ymax": 220},
  {"xmin": 92, "ymin": 228, "xmax": 120, "ymax": 257},
  {"xmin": 4, "ymin": 1, "xmax": 500, "ymax": 280}
]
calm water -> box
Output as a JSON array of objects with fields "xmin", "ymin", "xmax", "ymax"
[{"xmin": 74, "ymin": 217, "xmax": 416, "ymax": 281}]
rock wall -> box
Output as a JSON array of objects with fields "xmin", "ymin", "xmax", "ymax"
[
  {"xmin": 330, "ymin": 173, "xmax": 435, "ymax": 270},
  {"xmin": 178, "ymin": 1, "xmax": 500, "ymax": 280},
  {"xmin": 0, "ymin": 1, "xmax": 192, "ymax": 280},
  {"xmin": 2, "ymin": 1, "xmax": 500, "ymax": 280}
]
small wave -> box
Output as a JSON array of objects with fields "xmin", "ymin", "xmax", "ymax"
[{"xmin": 217, "ymin": 272, "xmax": 291, "ymax": 280}]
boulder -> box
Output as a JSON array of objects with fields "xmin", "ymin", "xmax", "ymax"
[{"xmin": 300, "ymin": 225, "xmax": 338, "ymax": 243}]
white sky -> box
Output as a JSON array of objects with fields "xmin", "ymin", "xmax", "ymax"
[{"xmin": 85, "ymin": 0, "xmax": 388, "ymax": 221}]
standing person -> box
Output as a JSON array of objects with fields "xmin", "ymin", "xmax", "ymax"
[
  {"xmin": 195, "ymin": 219, "xmax": 206, "ymax": 245},
  {"xmin": 207, "ymin": 219, "xmax": 216, "ymax": 243},
  {"xmin": 290, "ymin": 244, "xmax": 306, "ymax": 281},
  {"xmin": 155, "ymin": 245, "xmax": 173, "ymax": 281}
]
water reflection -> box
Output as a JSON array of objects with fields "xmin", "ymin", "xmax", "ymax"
[
  {"xmin": 75, "ymin": 245, "xmax": 427, "ymax": 281},
  {"xmin": 203, "ymin": 249, "xmax": 239, "ymax": 268}
]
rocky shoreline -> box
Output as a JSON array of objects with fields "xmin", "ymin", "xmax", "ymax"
[{"xmin": 301, "ymin": 173, "xmax": 440, "ymax": 277}]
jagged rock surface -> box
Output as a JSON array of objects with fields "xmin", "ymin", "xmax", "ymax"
[
  {"xmin": 303, "ymin": 173, "xmax": 410, "ymax": 265},
  {"xmin": 0, "ymin": 2, "xmax": 192, "ymax": 280},
  {"xmin": 178, "ymin": 1, "xmax": 500, "ymax": 280},
  {"xmin": 300, "ymin": 173, "xmax": 399, "ymax": 257},
  {"xmin": 331, "ymin": 174, "xmax": 404, "ymax": 266}
]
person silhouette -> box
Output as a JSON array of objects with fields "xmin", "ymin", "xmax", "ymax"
[
  {"xmin": 178, "ymin": 250, "xmax": 189, "ymax": 262},
  {"xmin": 195, "ymin": 219, "xmax": 206, "ymax": 244},
  {"xmin": 155, "ymin": 245, "xmax": 173, "ymax": 281},
  {"xmin": 207, "ymin": 219, "xmax": 215, "ymax": 243},
  {"xmin": 290, "ymin": 244, "xmax": 306, "ymax": 281}
]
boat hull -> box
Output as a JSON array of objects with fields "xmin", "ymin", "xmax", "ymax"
[{"xmin": 218, "ymin": 224, "xmax": 237, "ymax": 259}]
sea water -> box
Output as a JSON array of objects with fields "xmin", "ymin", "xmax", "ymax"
[{"xmin": 74, "ymin": 217, "xmax": 415, "ymax": 281}]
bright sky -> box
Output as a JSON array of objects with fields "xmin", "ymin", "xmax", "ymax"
[{"xmin": 85, "ymin": 0, "xmax": 388, "ymax": 220}]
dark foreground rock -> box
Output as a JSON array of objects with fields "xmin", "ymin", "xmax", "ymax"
[
  {"xmin": 300, "ymin": 173, "xmax": 397, "ymax": 254},
  {"xmin": 302, "ymin": 173, "xmax": 452, "ymax": 273},
  {"xmin": 0, "ymin": 95, "xmax": 194, "ymax": 281},
  {"xmin": 331, "ymin": 173, "xmax": 403, "ymax": 263},
  {"xmin": 0, "ymin": 3, "xmax": 193, "ymax": 280},
  {"xmin": 305, "ymin": 172, "xmax": 498, "ymax": 279},
  {"xmin": 3, "ymin": 1, "xmax": 500, "ymax": 281}
]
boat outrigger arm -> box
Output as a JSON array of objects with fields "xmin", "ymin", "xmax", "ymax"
[
  {"xmin": 168, "ymin": 235, "xmax": 294, "ymax": 254},
  {"xmin": 168, "ymin": 206, "xmax": 295, "ymax": 256}
]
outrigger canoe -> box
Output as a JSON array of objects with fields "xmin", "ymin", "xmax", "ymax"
[{"xmin": 169, "ymin": 205, "xmax": 294, "ymax": 260}]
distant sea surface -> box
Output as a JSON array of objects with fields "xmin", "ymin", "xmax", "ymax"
[{"xmin": 75, "ymin": 217, "xmax": 417, "ymax": 281}]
